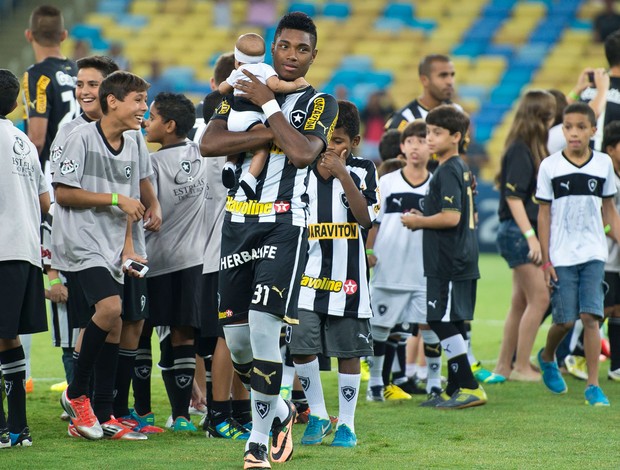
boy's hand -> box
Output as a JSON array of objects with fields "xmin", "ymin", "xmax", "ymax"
[
  {"xmin": 543, "ymin": 265, "xmax": 558, "ymax": 289},
  {"xmin": 593, "ymin": 67, "xmax": 610, "ymax": 92},
  {"xmin": 575, "ymin": 68, "xmax": 595, "ymax": 94},
  {"xmin": 367, "ymin": 253, "xmax": 377, "ymax": 268},
  {"xmin": 49, "ymin": 283, "xmax": 68, "ymax": 303},
  {"xmin": 527, "ymin": 237, "xmax": 543, "ymax": 266},
  {"xmin": 320, "ymin": 149, "xmax": 348, "ymax": 179},
  {"xmin": 294, "ymin": 77, "xmax": 310, "ymax": 89},
  {"xmin": 401, "ymin": 210, "xmax": 423, "ymax": 230},
  {"xmin": 122, "ymin": 252, "xmax": 148, "ymax": 278},
  {"xmin": 144, "ymin": 204, "xmax": 162, "ymax": 232},
  {"xmin": 118, "ymin": 195, "xmax": 145, "ymax": 222},
  {"xmin": 237, "ymin": 69, "xmax": 275, "ymax": 106}
]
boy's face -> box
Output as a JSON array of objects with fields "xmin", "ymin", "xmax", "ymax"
[
  {"xmin": 76, "ymin": 67, "xmax": 104, "ymax": 119},
  {"xmin": 326, "ymin": 127, "xmax": 359, "ymax": 161},
  {"xmin": 400, "ymin": 135, "xmax": 429, "ymax": 167},
  {"xmin": 110, "ymin": 90, "xmax": 148, "ymax": 131},
  {"xmin": 271, "ymin": 28, "xmax": 316, "ymax": 81},
  {"xmin": 144, "ymin": 102, "xmax": 166, "ymax": 143},
  {"xmin": 426, "ymin": 124, "xmax": 459, "ymax": 157},
  {"xmin": 562, "ymin": 112, "xmax": 595, "ymax": 153}
]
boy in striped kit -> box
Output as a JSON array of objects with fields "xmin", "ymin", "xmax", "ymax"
[{"xmin": 290, "ymin": 100, "xmax": 379, "ymax": 448}]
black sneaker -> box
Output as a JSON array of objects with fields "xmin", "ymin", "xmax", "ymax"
[
  {"xmin": 243, "ymin": 442, "xmax": 270, "ymax": 469},
  {"xmin": 0, "ymin": 427, "xmax": 10, "ymax": 449},
  {"xmin": 9, "ymin": 427, "xmax": 32, "ymax": 447},
  {"xmin": 205, "ymin": 417, "xmax": 250, "ymax": 440},
  {"xmin": 398, "ymin": 377, "xmax": 427, "ymax": 395},
  {"xmin": 419, "ymin": 387, "xmax": 449, "ymax": 407},
  {"xmin": 222, "ymin": 166, "xmax": 237, "ymax": 189},
  {"xmin": 239, "ymin": 179, "xmax": 257, "ymax": 200}
]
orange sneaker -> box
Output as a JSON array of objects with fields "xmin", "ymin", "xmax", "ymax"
[
  {"xmin": 270, "ymin": 401, "xmax": 296, "ymax": 463},
  {"xmin": 25, "ymin": 377, "xmax": 33, "ymax": 394},
  {"xmin": 101, "ymin": 417, "xmax": 148, "ymax": 440},
  {"xmin": 60, "ymin": 390, "xmax": 103, "ymax": 440}
]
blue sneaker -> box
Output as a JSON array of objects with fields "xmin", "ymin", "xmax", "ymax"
[
  {"xmin": 537, "ymin": 349, "xmax": 567, "ymax": 394},
  {"xmin": 331, "ymin": 424, "xmax": 357, "ymax": 448},
  {"xmin": 171, "ymin": 417, "xmax": 197, "ymax": 432},
  {"xmin": 9, "ymin": 427, "xmax": 32, "ymax": 447},
  {"xmin": 584, "ymin": 385, "xmax": 610, "ymax": 406},
  {"xmin": 471, "ymin": 362, "xmax": 506, "ymax": 384},
  {"xmin": 300, "ymin": 415, "xmax": 332, "ymax": 445}
]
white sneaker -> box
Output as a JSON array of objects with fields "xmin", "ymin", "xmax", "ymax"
[{"xmin": 608, "ymin": 368, "xmax": 620, "ymax": 382}]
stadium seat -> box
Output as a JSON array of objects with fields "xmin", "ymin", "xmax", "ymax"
[
  {"xmin": 323, "ymin": 2, "xmax": 351, "ymax": 19},
  {"xmin": 97, "ymin": 0, "xmax": 129, "ymax": 15},
  {"xmin": 288, "ymin": 2, "xmax": 318, "ymax": 17}
]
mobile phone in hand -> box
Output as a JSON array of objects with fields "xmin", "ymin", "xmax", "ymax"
[{"xmin": 123, "ymin": 259, "xmax": 149, "ymax": 277}]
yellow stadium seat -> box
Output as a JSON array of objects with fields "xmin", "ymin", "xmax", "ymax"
[{"xmin": 130, "ymin": 0, "xmax": 160, "ymax": 16}]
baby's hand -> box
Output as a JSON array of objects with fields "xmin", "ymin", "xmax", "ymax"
[{"xmin": 295, "ymin": 77, "xmax": 310, "ymax": 89}]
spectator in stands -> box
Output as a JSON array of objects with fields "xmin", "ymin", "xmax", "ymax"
[
  {"xmin": 593, "ymin": 0, "xmax": 620, "ymax": 43},
  {"xmin": 72, "ymin": 40, "xmax": 90, "ymax": 61},
  {"xmin": 361, "ymin": 90, "xmax": 394, "ymax": 162},
  {"xmin": 494, "ymin": 90, "xmax": 556, "ymax": 382},
  {"xmin": 146, "ymin": 60, "xmax": 174, "ymax": 102}
]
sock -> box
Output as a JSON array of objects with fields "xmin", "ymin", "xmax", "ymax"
[
  {"xmin": 240, "ymin": 173, "xmax": 257, "ymax": 192},
  {"xmin": 113, "ymin": 348, "xmax": 136, "ymax": 418},
  {"xmin": 93, "ymin": 342, "xmax": 120, "ymax": 423},
  {"xmin": 248, "ymin": 390, "xmax": 278, "ymax": 450},
  {"xmin": 441, "ymin": 334, "xmax": 478, "ymax": 395},
  {"xmin": 0, "ymin": 346, "xmax": 27, "ymax": 433},
  {"xmin": 392, "ymin": 340, "xmax": 407, "ymax": 385},
  {"xmin": 464, "ymin": 322, "xmax": 477, "ymax": 365},
  {"xmin": 382, "ymin": 338, "xmax": 397, "ymax": 386},
  {"xmin": 68, "ymin": 320, "xmax": 109, "ymax": 399},
  {"xmin": 406, "ymin": 363, "xmax": 417, "ymax": 379},
  {"xmin": 291, "ymin": 389, "xmax": 308, "ymax": 413},
  {"xmin": 61, "ymin": 347, "xmax": 75, "ymax": 384},
  {"xmin": 609, "ymin": 318, "xmax": 620, "ymax": 370},
  {"xmin": 369, "ymin": 341, "xmax": 386, "ymax": 388},
  {"xmin": 209, "ymin": 399, "xmax": 232, "ymax": 425},
  {"xmin": 281, "ymin": 362, "xmax": 295, "ymax": 391},
  {"xmin": 422, "ymin": 329, "xmax": 442, "ymax": 392},
  {"xmin": 20, "ymin": 334, "xmax": 32, "ymax": 379},
  {"xmin": 232, "ymin": 399, "xmax": 251, "ymax": 426},
  {"xmin": 222, "ymin": 161, "xmax": 236, "ymax": 188},
  {"xmin": 169, "ymin": 345, "xmax": 196, "ymax": 420},
  {"xmin": 204, "ymin": 356, "xmax": 213, "ymax": 411},
  {"xmin": 337, "ymin": 373, "xmax": 360, "ymax": 433},
  {"xmin": 0, "ymin": 372, "xmax": 6, "ymax": 429},
  {"xmin": 132, "ymin": 335, "xmax": 152, "ymax": 415},
  {"xmin": 294, "ymin": 359, "xmax": 328, "ymax": 419}
]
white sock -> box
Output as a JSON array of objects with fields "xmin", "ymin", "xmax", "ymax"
[
  {"xmin": 240, "ymin": 173, "xmax": 257, "ymax": 192},
  {"xmin": 294, "ymin": 359, "xmax": 328, "ymax": 419},
  {"xmin": 281, "ymin": 363, "xmax": 295, "ymax": 390},
  {"xmin": 274, "ymin": 395, "xmax": 290, "ymax": 422},
  {"xmin": 465, "ymin": 330, "xmax": 477, "ymax": 365},
  {"xmin": 337, "ymin": 373, "xmax": 360, "ymax": 433},
  {"xmin": 416, "ymin": 365, "xmax": 428, "ymax": 381},
  {"xmin": 223, "ymin": 161, "xmax": 235, "ymax": 171},
  {"xmin": 248, "ymin": 390, "xmax": 279, "ymax": 450},
  {"xmin": 406, "ymin": 363, "xmax": 417, "ymax": 379},
  {"xmin": 368, "ymin": 354, "xmax": 385, "ymax": 388}
]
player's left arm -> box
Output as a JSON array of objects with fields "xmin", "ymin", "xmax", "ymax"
[
  {"xmin": 28, "ymin": 117, "xmax": 48, "ymax": 156},
  {"xmin": 140, "ymin": 178, "xmax": 161, "ymax": 232},
  {"xmin": 122, "ymin": 217, "xmax": 147, "ymax": 277}
]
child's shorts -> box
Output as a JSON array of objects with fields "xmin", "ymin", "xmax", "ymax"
[
  {"xmin": 497, "ymin": 219, "xmax": 531, "ymax": 268},
  {"xmin": 551, "ymin": 260, "xmax": 605, "ymax": 323}
]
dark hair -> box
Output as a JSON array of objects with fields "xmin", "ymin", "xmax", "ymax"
[
  {"xmin": 563, "ymin": 102, "xmax": 596, "ymax": 127},
  {"xmin": 0, "ymin": 69, "xmax": 20, "ymax": 116},
  {"xmin": 152, "ymin": 92, "xmax": 195, "ymax": 137},
  {"xmin": 547, "ymin": 89, "xmax": 568, "ymax": 126},
  {"xmin": 29, "ymin": 5, "xmax": 64, "ymax": 47},
  {"xmin": 274, "ymin": 12, "xmax": 317, "ymax": 48},
  {"xmin": 401, "ymin": 119, "xmax": 426, "ymax": 143},
  {"xmin": 603, "ymin": 121, "xmax": 620, "ymax": 151},
  {"xmin": 426, "ymin": 104, "xmax": 470, "ymax": 143},
  {"xmin": 379, "ymin": 129, "xmax": 403, "ymax": 161},
  {"xmin": 604, "ymin": 30, "xmax": 620, "ymax": 67},
  {"xmin": 213, "ymin": 52, "xmax": 235, "ymax": 87},
  {"xmin": 77, "ymin": 55, "xmax": 119, "ymax": 78},
  {"xmin": 335, "ymin": 100, "xmax": 359, "ymax": 140},
  {"xmin": 418, "ymin": 54, "xmax": 451, "ymax": 77},
  {"xmin": 377, "ymin": 157, "xmax": 405, "ymax": 178},
  {"xmin": 99, "ymin": 71, "xmax": 149, "ymax": 115}
]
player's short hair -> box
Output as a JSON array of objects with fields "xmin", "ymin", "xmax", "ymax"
[
  {"xmin": 418, "ymin": 54, "xmax": 451, "ymax": 77},
  {"xmin": 0, "ymin": 69, "xmax": 20, "ymax": 116},
  {"xmin": 379, "ymin": 129, "xmax": 403, "ymax": 161},
  {"xmin": 603, "ymin": 121, "xmax": 620, "ymax": 151},
  {"xmin": 99, "ymin": 71, "xmax": 150, "ymax": 115},
  {"xmin": 153, "ymin": 92, "xmax": 196, "ymax": 137},
  {"xmin": 426, "ymin": 105, "xmax": 470, "ymax": 142},
  {"xmin": 563, "ymin": 102, "xmax": 596, "ymax": 127},
  {"xmin": 335, "ymin": 100, "xmax": 360, "ymax": 140},
  {"xmin": 604, "ymin": 30, "xmax": 620, "ymax": 67},
  {"xmin": 377, "ymin": 157, "xmax": 405, "ymax": 178},
  {"xmin": 213, "ymin": 52, "xmax": 235, "ymax": 87},
  {"xmin": 274, "ymin": 12, "xmax": 317, "ymax": 48},
  {"xmin": 401, "ymin": 120, "xmax": 426, "ymax": 143},
  {"xmin": 77, "ymin": 55, "xmax": 119, "ymax": 78},
  {"xmin": 29, "ymin": 5, "xmax": 64, "ymax": 47}
]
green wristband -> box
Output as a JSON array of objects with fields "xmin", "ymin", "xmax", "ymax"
[
  {"xmin": 605, "ymin": 224, "xmax": 611, "ymax": 234},
  {"xmin": 49, "ymin": 278, "xmax": 62, "ymax": 286},
  {"xmin": 112, "ymin": 193, "xmax": 119, "ymax": 206},
  {"xmin": 523, "ymin": 228, "xmax": 535, "ymax": 239},
  {"xmin": 568, "ymin": 90, "xmax": 580, "ymax": 101},
  {"xmin": 365, "ymin": 248, "xmax": 374, "ymax": 256}
]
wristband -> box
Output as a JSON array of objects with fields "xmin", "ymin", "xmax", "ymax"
[
  {"xmin": 365, "ymin": 249, "xmax": 374, "ymax": 256},
  {"xmin": 605, "ymin": 224, "xmax": 611, "ymax": 234},
  {"xmin": 49, "ymin": 278, "xmax": 62, "ymax": 286},
  {"xmin": 541, "ymin": 261, "xmax": 553, "ymax": 271},
  {"xmin": 568, "ymin": 90, "xmax": 580, "ymax": 101},
  {"xmin": 111, "ymin": 193, "xmax": 119, "ymax": 206},
  {"xmin": 262, "ymin": 99, "xmax": 280, "ymax": 119},
  {"xmin": 523, "ymin": 228, "xmax": 535, "ymax": 239}
]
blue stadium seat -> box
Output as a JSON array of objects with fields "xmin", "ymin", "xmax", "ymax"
[
  {"xmin": 323, "ymin": 2, "xmax": 350, "ymax": 19},
  {"xmin": 288, "ymin": 2, "xmax": 318, "ymax": 17},
  {"xmin": 374, "ymin": 17, "xmax": 405, "ymax": 31},
  {"xmin": 70, "ymin": 24, "xmax": 102, "ymax": 42},
  {"xmin": 162, "ymin": 66, "xmax": 194, "ymax": 92},
  {"xmin": 340, "ymin": 55, "xmax": 373, "ymax": 72},
  {"xmin": 97, "ymin": 0, "xmax": 128, "ymax": 15},
  {"xmin": 452, "ymin": 42, "xmax": 486, "ymax": 57},
  {"xmin": 458, "ymin": 85, "xmax": 489, "ymax": 101},
  {"xmin": 117, "ymin": 14, "xmax": 148, "ymax": 28},
  {"xmin": 384, "ymin": 2, "xmax": 414, "ymax": 20}
]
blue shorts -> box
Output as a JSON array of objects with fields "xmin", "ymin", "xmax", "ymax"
[
  {"xmin": 551, "ymin": 260, "xmax": 605, "ymax": 323},
  {"xmin": 497, "ymin": 219, "xmax": 530, "ymax": 268}
]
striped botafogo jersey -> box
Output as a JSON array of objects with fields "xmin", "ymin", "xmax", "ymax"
[
  {"xmin": 297, "ymin": 154, "xmax": 380, "ymax": 318},
  {"xmin": 51, "ymin": 121, "xmax": 152, "ymax": 283},
  {"xmin": 385, "ymin": 99, "xmax": 462, "ymax": 131},
  {"xmin": 212, "ymin": 87, "xmax": 338, "ymax": 227}
]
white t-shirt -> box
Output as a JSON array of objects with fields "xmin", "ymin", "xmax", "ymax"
[
  {"xmin": 606, "ymin": 171, "xmax": 620, "ymax": 272},
  {"xmin": 536, "ymin": 150, "xmax": 616, "ymax": 267},
  {"xmin": 226, "ymin": 62, "xmax": 277, "ymax": 95},
  {"xmin": 547, "ymin": 123, "xmax": 565, "ymax": 154}
]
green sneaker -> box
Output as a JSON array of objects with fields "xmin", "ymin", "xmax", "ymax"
[
  {"xmin": 0, "ymin": 428, "xmax": 10, "ymax": 449},
  {"xmin": 472, "ymin": 362, "xmax": 506, "ymax": 384},
  {"xmin": 436, "ymin": 386, "xmax": 487, "ymax": 410},
  {"xmin": 331, "ymin": 424, "xmax": 357, "ymax": 447},
  {"xmin": 171, "ymin": 416, "xmax": 197, "ymax": 432},
  {"xmin": 301, "ymin": 415, "xmax": 332, "ymax": 445}
]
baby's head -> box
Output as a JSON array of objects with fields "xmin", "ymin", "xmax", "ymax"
[{"xmin": 235, "ymin": 33, "xmax": 266, "ymax": 67}]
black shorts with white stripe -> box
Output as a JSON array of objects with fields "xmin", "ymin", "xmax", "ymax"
[{"xmin": 426, "ymin": 277, "xmax": 477, "ymax": 323}]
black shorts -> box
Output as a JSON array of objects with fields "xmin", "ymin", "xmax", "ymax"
[
  {"xmin": 218, "ymin": 220, "xmax": 307, "ymax": 325},
  {"xmin": 0, "ymin": 261, "xmax": 47, "ymax": 338},
  {"xmin": 426, "ymin": 277, "xmax": 477, "ymax": 323},
  {"xmin": 122, "ymin": 274, "xmax": 149, "ymax": 322},
  {"xmin": 62, "ymin": 267, "xmax": 123, "ymax": 329},
  {"xmin": 147, "ymin": 265, "xmax": 203, "ymax": 328},
  {"xmin": 604, "ymin": 271, "xmax": 620, "ymax": 308},
  {"xmin": 199, "ymin": 271, "xmax": 224, "ymax": 338}
]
